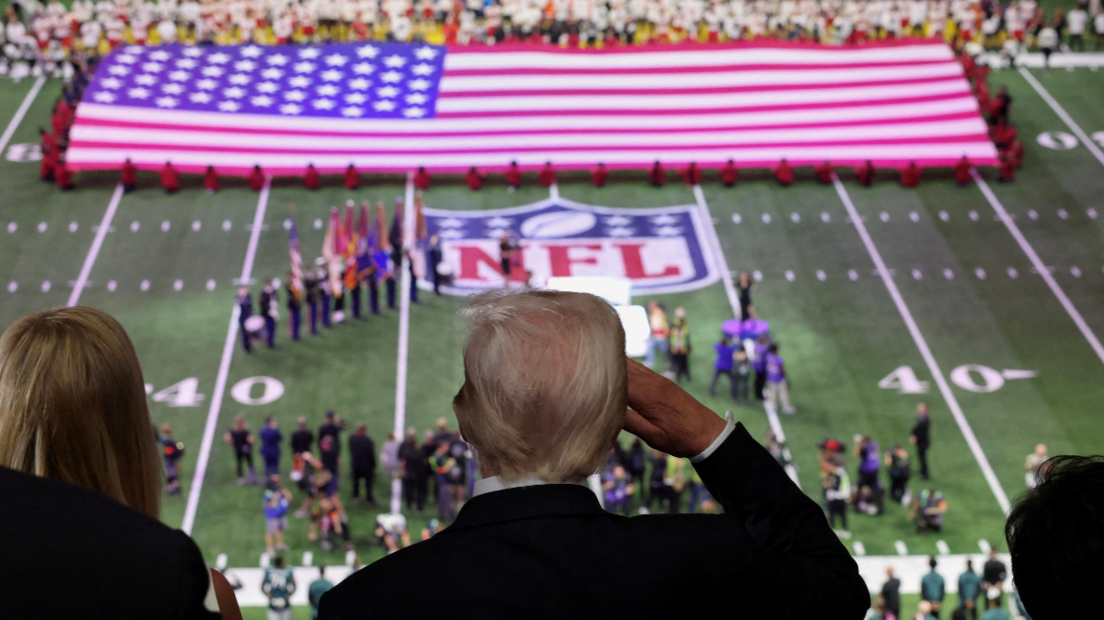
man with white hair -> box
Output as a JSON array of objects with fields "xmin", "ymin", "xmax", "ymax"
[{"xmin": 320, "ymin": 289, "xmax": 868, "ymax": 619}]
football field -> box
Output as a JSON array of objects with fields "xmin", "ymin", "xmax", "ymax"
[{"xmin": 3, "ymin": 60, "xmax": 1104, "ymax": 604}]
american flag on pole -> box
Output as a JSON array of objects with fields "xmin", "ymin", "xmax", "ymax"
[
  {"xmin": 67, "ymin": 40, "xmax": 997, "ymax": 175},
  {"xmin": 288, "ymin": 212, "xmax": 303, "ymax": 301}
]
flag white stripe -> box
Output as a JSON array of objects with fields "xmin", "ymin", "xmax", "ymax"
[
  {"xmin": 435, "ymin": 81, "xmax": 968, "ymax": 113},
  {"xmin": 73, "ymin": 97, "xmax": 983, "ymax": 132},
  {"xmin": 72, "ymin": 118, "xmax": 989, "ymax": 150},
  {"xmin": 439, "ymin": 63, "xmax": 964, "ymax": 91},
  {"xmin": 442, "ymin": 45, "xmax": 956, "ymax": 70},
  {"xmin": 66, "ymin": 143, "xmax": 1000, "ymax": 169}
]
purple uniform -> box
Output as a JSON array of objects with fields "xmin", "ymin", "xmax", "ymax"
[
  {"xmin": 765, "ymin": 352, "xmax": 785, "ymax": 383},
  {"xmin": 713, "ymin": 342, "xmax": 738, "ymax": 371},
  {"xmin": 753, "ymin": 342, "xmax": 770, "ymax": 373}
]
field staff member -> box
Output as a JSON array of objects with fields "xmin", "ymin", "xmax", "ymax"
[
  {"xmin": 320, "ymin": 289, "xmax": 868, "ymax": 619},
  {"xmin": 910, "ymin": 402, "xmax": 932, "ymax": 480}
]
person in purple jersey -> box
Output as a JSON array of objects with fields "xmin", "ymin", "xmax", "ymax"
[
  {"xmin": 709, "ymin": 334, "xmax": 739, "ymax": 400},
  {"xmin": 764, "ymin": 344, "xmax": 795, "ymax": 415},
  {"xmin": 260, "ymin": 415, "xmax": 283, "ymax": 477},
  {"xmin": 752, "ymin": 335, "xmax": 770, "ymax": 401}
]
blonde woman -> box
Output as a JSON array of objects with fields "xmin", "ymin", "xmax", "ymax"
[{"xmin": 0, "ymin": 307, "xmax": 241, "ymax": 620}]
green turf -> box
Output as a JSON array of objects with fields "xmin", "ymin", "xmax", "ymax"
[{"xmin": 3, "ymin": 65, "xmax": 1104, "ymax": 610}]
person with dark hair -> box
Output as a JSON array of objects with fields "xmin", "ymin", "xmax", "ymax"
[
  {"xmin": 764, "ymin": 343, "xmax": 795, "ymax": 415},
  {"xmin": 909, "ymin": 402, "xmax": 931, "ymax": 479},
  {"xmin": 773, "ymin": 158, "xmax": 793, "ymax": 186},
  {"xmin": 979, "ymin": 589, "xmax": 1008, "ymax": 620},
  {"xmin": 121, "ymin": 157, "xmax": 137, "ymax": 191},
  {"xmin": 885, "ymin": 443, "xmax": 911, "ymax": 504},
  {"xmin": 414, "ymin": 166, "xmax": 431, "ymax": 191},
  {"xmin": 204, "ymin": 165, "xmax": 219, "ymax": 193},
  {"xmin": 822, "ymin": 457, "xmax": 850, "ymax": 536},
  {"xmin": 900, "ymin": 161, "xmax": 921, "ymax": 188},
  {"xmin": 709, "ymin": 334, "xmax": 738, "ymax": 399},
  {"xmin": 344, "ymin": 164, "xmax": 359, "ymax": 190},
  {"xmin": 814, "ymin": 160, "xmax": 834, "ymax": 184},
  {"xmin": 954, "ymin": 156, "xmax": 972, "ymax": 186},
  {"xmin": 399, "ymin": 427, "xmax": 427, "ymax": 513},
  {"xmin": 505, "ymin": 160, "xmax": 522, "ymax": 190},
  {"xmin": 225, "ymin": 414, "xmax": 258, "ymax": 485},
  {"xmin": 721, "ymin": 159, "xmax": 738, "ymax": 187},
  {"xmin": 911, "ymin": 489, "xmax": 947, "ymax": 533},
  {"xmin": 648, "ymin": 160, "xmax": 664, "ymax": 187},
  {"xmin": 855, "ymin": 160, "xmax": 875, "ymax": 186},
  {"xmin": 538, "ymin": 161, "xmax": 556, "ymax": 187},
  {"xmin": 921, "ymin": 557, "xmax": 946, "ymax": 619},
  {"xmin": 160, "ymin": 161, "xmax": 179, "ymax": 193},
  {"xmin": 304, "ymin": 163, "xmax": 320, "ymax": 190},
  {"xmin": 160, "ymin": 423, "xmax": 185, "ymax": 496},
  {"xmin": 957, "ymin": 559, "xmax": 982, "ymax": 620},
  {"xmin": 592, "ymin": 162, "xmax": 609, "ymax": 187},
  {"xmin": 262, "ymin": 555, "xmax": 296, "ymax": 620},
  {"xmin": 466, "ymin": 166, "xmax": 483, "ymax": 190},
  {"xmin": 308, "ymin": 566, "xmax": 335, "ymax": 620},
  {"xmin": 682, "ymin": 161, "xmax": 701, "ymax": 186},
  {"xmin": 285, "ymin": 272, "xmax": 302, "ymax": 341},
  {"xmin": 349, "ymin": 422, "xmax": 376, "ymax": 505},
  {"xmin": 249, "ymin": 165, "xmax": 265, "ymax": 191},
  {"xmin": 259, "ymin": 416, "xmax": 282, "ymax": 477},
  {"xmin": 263, "ymin": 474, "xmax": 292, "ymax": 555}
]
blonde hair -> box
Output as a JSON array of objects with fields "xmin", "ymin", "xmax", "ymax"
[
  {"xmin": 453, "ymin": 289, "xmax": 627, "ymax": 482},
  {"xmin": 0, "ymin": 307, "xmax": 162, "ymax": 519}
]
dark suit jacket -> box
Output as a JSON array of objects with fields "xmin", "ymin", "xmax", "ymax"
[
  {"xmin": 0, "ymin": 466, "xmax": 219, "ymax": 620},
  {"xmin": 320, "ymin": 423, "xmax": 868, "ymax": 619},
  {"xmin": 349, "ymin": 434, "xmax": 376, "ymax": 472}
]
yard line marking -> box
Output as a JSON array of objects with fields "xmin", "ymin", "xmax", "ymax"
[
  {"xmin": 1018, "ymin": 67, "xmax": 1104, "ymax": 169},
  {"xmin": 974, "ymin": 170, "xmax": 1104, "ymax": 367},
  {"xmin": 0, "ymin": 76, "xmax": 46, "ymax": 157},
  {"xmin": 832, "ymin": 174, "xmax": 1011, "ymax": 514},
  {"xmin": 549, "ymin": 182, "xmax": 560, "ymax": 201},
  {"xmin": 182, "ymin": 177, "xmax": 270, "ymax": 535},
  {"xmin": 693, "ymin": 184, "xmax": 800, "ymax": 488},
  {"xmin": 67, "ymin": 183, "xmax": 124, "ymax": 306},
  {"xmin": 391, "ymin": 173, "xmax": 417, "ymax": 516}
]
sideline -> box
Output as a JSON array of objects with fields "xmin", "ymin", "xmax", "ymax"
[
  {"xmin": 67, "ymin": 183, "xmax": 123, "ymax": 306},
  {"xmin": 182, "ymin": 177, "xmax": 271, "ymax": 534},
  {"xmin": 832, "ymin": 174, "xmax": 1010, "ymax": 514},
  {"xmin": 692, "ymin": 184, "xmax": 800, "ymax": 488},
  {"xmin": 972, "ymin": 170, "xmax": 1104, "ymax": 367},
  {"xmin": 390, "ymin": 173, "xmax": 417, "ymax": 515},
  {"xmin": 0, "ymin": 76, "xmax": 46, "ymax": 157}
]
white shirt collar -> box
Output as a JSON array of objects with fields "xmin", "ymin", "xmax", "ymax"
[{"xmin": 472, "ymin": 475, "xmax": 589, "ymax": 497}]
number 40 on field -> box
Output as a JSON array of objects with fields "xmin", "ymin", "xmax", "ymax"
[
  {"xmin": 145, "ymin": 376, "xmax": 285, "ymax": 407},
  {"xmin": 879, "ymin": 365, "xmax": 1036, "ymax": 394}
]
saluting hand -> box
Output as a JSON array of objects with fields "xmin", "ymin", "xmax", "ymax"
[{"xmin": 623, "ymin": 358, "xmax": 727, "ymax": 458}]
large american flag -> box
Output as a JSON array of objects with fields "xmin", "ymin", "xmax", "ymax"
[{"xmin": 67, "ymin": 40, "xmax": 998, "ymax": 175}]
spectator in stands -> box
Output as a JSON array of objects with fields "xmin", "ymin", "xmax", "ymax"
[
  {"xmin": 922, "ymin": 557, "xmax": 946, "ymax": 619},
  {"xmin": 958, "ymin": 559, "xmax": 982, "ymax": 620},
  {"xmin": 225, "ymin": 413, "xmax": 258, "ymax": 486},
  {"xmin": 349, "ymin": 422, "xmax": 376, "ymax": 506},
  {"xmin": 1005, "ymin": 455, "xmax": 1104, "ymax": 620},
  {"xmin": 319, "ymin": 289, "xmax": 868, "ymax": 618},
  {"xmin": 308, "ymin": 567, "xmax": 334, "ymax": 620},
  {"xmin": 885, "ymin": 443, "xmax": 911, "ymax": 504},
  {"xmin": 882, "ymin": 566, "xmax": 902, "ymax": 620},
  {"xmin": 0, "ymin": 306, "xmax": 240, "ymax": 620},
  {"xmin": 909, "ymin": 402, "xmax": 932, "ymax": 480},
  {"xmin": 264, "ymin": 474, "xmax": 292, "ymax": 555},
  {"xmin": 260, "ymin": 415, "xmax": 283, "ymax": 477}
]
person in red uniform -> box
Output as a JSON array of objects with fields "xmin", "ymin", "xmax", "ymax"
[
  {"xmin": 999, "ymin": 155, "xmax": 1015, "ymax": 183},
  {"xmin": 773, "ymin": 158, "xmax": 794, "ymax": 187},
  {"xmin": 55, "ymin": 158, "xmax": 74, "ymax": 190},
  {"xmin": 900, "ymin": 161, "xmax": 921, "ymax": 188},
  {"xmin": 505, "ymin": 160, "xmax": 522, "ymax": 190},
  {"xmin": 592, "ymin": 162, "xmax": 608, "ymax": 188},
  {"xmin": 538, "ymin": 161, "xmax": 556, "ymax": 188},
  {"xmin": 120, "ymin": 158, "xmax": 137, "ymax": 191},
  {"xmin": 414, "ymin": 166, "xmax": 431, "ymax": 191},
  {"xmin": 466, "ymin": 166, "xmax": 483, "ymax": 191},
  {"xmin": 39, "ymin": 129, "xmax": 56, "ymax": 181},
  {"xmin": 204, "ymin": 165, "xmax": 220, "ymax": 193},
  {"xmin": 648, "ymin": 160, "xmax": 664, "ymax": 187},
  {"xmin": 249, "ymin": 165, "xmax": 265, "ymax": 191},
  {"xmin": 954, "ymin": 156, "xmax": 972, "ymax": 186},
  {"xmin": 992, "ymin": 123, "xmax": 1017, "ymax": 149},
  {"xmin": 813, "ymin": 160, "xmax": 834, "ymax": 184},
  {"xmin": 51, "ymin": 102, "xmax": 71, "ymax": 137},
  {"xmin": 344, "ymin": 164, "xmax": 359, "ymax": 190},
  {"xmin": 682, "ymin": 161, "xmax": 701, "ymax": 186},
  {"xmin": 160, "ymin": 161, "xmax": 179, "ymax": 193},
  {"xmin": 304, "ymin": 163, "xmax": 320, "ymax": 190},
  {"xmin": 720, "ymin": 159, "xmax": 737, "ymax": 187},
  {"xmin": 1008, "ymin": 140, "xmax": 1024, "ymax": 168},
  {"xmin": 855, "ymin": 160, "xmax": 875, "ymax": 186}
]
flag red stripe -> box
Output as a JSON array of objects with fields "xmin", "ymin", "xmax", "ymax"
[{"xmin": 443, "ymin": 59, "xmax": 952, "ymax": 77}]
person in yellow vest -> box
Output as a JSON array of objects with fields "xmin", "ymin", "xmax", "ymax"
[{"xmin": 668, "ymin": 308, "xmax": 691, "ymax": 383}]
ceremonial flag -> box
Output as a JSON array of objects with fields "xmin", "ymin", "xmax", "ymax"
[
  {"xmin": 323, "ymin": 206, "xmax": 343, "ymax": 298},
  {"xmin": 288, "ymin": 210, "xmax": 303, "ymax": 300},
  {"xmin": 67, "ymin": 40, "xmax": 998, "ymax": 174}
]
